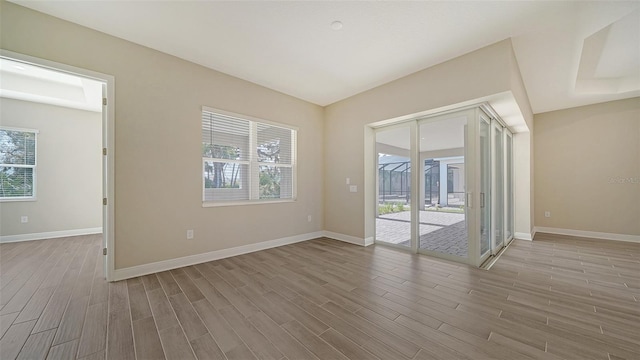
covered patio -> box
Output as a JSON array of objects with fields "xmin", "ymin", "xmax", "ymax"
[{"xmin": 376, "ymin": 210, "xmax": 468, "ymax": 257}]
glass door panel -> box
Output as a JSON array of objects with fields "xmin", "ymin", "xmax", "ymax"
[
  {"xmin": 418, "ymin": 114, "xmax": 468, "ymax": 259},
  {"xmin": 375, "ymin": 126, "xmax": 411, "ymax": 247},
  {"xmin": 491, "ymin": 120, "xmax": 504, "ymax": 254},
  {"xmin": 479, "ymin": 115, "xmax": 491, "ymax": 258},
  {"xmin": 505, "ymin": 130, "xmax": 514, "ymax": 243}
]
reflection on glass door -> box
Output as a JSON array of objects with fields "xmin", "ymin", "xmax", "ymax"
[
  {"xmin": 418, "ymin": 114, "xmax": 468, "ymax": 259},
  {"xmin": 491, "ymin": 120, "xmax": 504, "ymax": 254},
  {"xmin": 375, "ymin": 126, "xmax": 411, "ymax": 248},
  {"xmin": 480, "ymin": 115, "xmax": 491, "ymax": 259}
]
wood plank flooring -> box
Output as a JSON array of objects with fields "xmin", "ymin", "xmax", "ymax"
[{"xmin": 0, "ymin": 233, "xmax": 638, "ymax": 359}]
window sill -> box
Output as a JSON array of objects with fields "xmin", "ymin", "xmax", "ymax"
[
  {"xmin": 0, "ymin": 197, "xmax": 37, "ymax": 203},
  {"xmin": 202, "ymin": 198, "xmax": 296, "ymax": 208}
]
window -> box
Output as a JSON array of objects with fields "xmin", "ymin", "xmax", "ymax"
[
  {"xmin": 202, "ymin": 108, "xmax": 296, "ymax": 205},
  {"xmin": 0, "ymin": 127, "xmax": 37, "ymax": 200}
]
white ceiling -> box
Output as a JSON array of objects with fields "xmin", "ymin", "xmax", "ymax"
[
  {"xmin": 0, "ymin": 58, "xmax": 103, "ymax": 112},
  {"xmin": 10, "ymin": 1, "xmax": 640, "ymax": 113}
]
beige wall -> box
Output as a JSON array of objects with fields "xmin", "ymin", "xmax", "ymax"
[
  {"xmin": 1, "ymin": 2, "xmax": 324, "ymax": 269},
  {"xmin": 0, "ymin": 98, "xmax": 102, "ymax": 237},
  {"xmin": 324, "ymin": 39, "xmax": 533, "ymax": 240},
  {"xmin": 1, "ymin": 1, "xmax": 539, "ymax": 271},
  {"xmin": 534, "ymin": 98, "xmax": 640, "ymax": 236},
  {"xmin": 513, "ymin": 131, "xmax": 532, "ymax": 238},
  {"xmin": 509, "ymin": 45, "xmax": 536, "ymax": 238}
]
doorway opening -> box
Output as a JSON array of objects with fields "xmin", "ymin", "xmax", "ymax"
[{"xmin": 0, "ymin": 51, "xmax": 115, "ymax": 280}]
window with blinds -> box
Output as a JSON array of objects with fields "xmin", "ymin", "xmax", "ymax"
[
  {"xmin": 0, "ymin": 127, "xmax": 38, "ymax": 200},
  {"xmin": 202, "ymin": 108, "xmax": 296, "ymax": 204}
]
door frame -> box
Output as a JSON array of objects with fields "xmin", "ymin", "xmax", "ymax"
[
  {"xmin": 1, "ymin": 50, "xmax": 116, "ymax": 281},
  {"xmin": 416, "ymin": 109, "xmax": 476, "ymax": 264},
  {"xmin": 372, "ymin": 121, "xmax": 417, "ymax": 253},
  {"xmin": 504, "ymin": 129, "xmax": 514, "ymax": 245},
  {"xmin": 372, "ymin": 107, "xmax": 480, "ymax": 265},
  {"xmin": 477, "ymin": 111, "xmax": 493, "ymax": 265},
  {"xmin": 491, "ymin": 119, "xmax": 504, "ymax": 255}
]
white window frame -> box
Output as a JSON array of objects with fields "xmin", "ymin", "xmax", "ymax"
[
  {"xmin": 202, "ymin": 107, "xmax": 297, "ymax": 207},
  {"xmin": 0, "ymin": 126, "xmax": 38, "ymax": 202}
]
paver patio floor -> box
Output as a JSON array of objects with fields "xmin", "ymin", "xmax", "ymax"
[{"xmin": 376, "ymin": 210, "xmax": 468, "ymax": 257}]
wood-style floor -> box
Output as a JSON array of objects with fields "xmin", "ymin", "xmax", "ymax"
[{"xmin": 0, "ymin": 233, "xmax": 639, "ymax": 360}]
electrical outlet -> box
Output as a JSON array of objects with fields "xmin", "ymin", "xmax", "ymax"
[
  {"xmin": 544, "ymin": 211, "xmax": 551, "ymax": 218},
  {"xmin": 20, "ymin": 216, "xmax": 28, "ymax": 223},
  {"xmin": 186, "ymin": 229, "xmax": 194, "ymax": 239},
  {"xmin": 346, "ymin": 178, "xmax": 350, "ymax": 185},
  {"xmin": 307, "ymin": 215, "xmax": 312, "ymax": 222},
  {"xmin": 349, "ymin": 185, "xmax": 357, "ymax": 193}
]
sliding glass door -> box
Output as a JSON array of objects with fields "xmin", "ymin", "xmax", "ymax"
[
  {"xmin": 491, "ymin": 120, "xmax": 504, "ymax": 254},
  {"xmin": 375, "ymin": 125, "xmax": 412, "ymax": 248},
  {"xmin": 505, "ymin": 130, "xmax": 514, "ymax": 244},
  {"xmin": 479, "ymin": 114, "xmax": 492, "ymax": 261},
  {"xmin": 418, "ymin": 113, "xmax": 469, "ymax": 260},
  {"xmin": 373, "ymin": 106, "xmax": 513, "ymax": 266}
]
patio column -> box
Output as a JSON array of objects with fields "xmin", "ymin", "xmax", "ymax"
[
  {"xmin": 439, "ymin": 161, "xmax": 448, "ymax": 206},
  {"xmin": 419, "ymin": 154, "xmax": 426, "ymax": 210},
  {"xmin": 437, "ymin": 157, "xmax": 465, "ymax": 207}
]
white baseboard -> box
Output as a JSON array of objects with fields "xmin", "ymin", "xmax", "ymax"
[
  {"xmin": 364, "ymin": 236, "xmax": 374, "ymax": 246},
  {"xmin": 0, "ymin": 227, "xmax": 103, "ymax": 243},
  {"xmin": 112, "ymin": 231, "xmax": 324, "ymax": 281},
  {"xmin": 322, "ymin": 231, "xmax": 373, "ymax": 247},
  {"xmin": 535, "ymin": 227, "xmax": 640, "ymax": 243},
  {"xmin": 515, "ymin": 231, "xmax": 534, "ymax": 241}
]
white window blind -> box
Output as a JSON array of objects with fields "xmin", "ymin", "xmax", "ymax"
[
  {"xmin": 202, "ymin": 109, "xmax": 296, "ymax": 204},
  {"xmin": 0, "ymin": 127, "xmax": 38, "ymax": 200}
]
